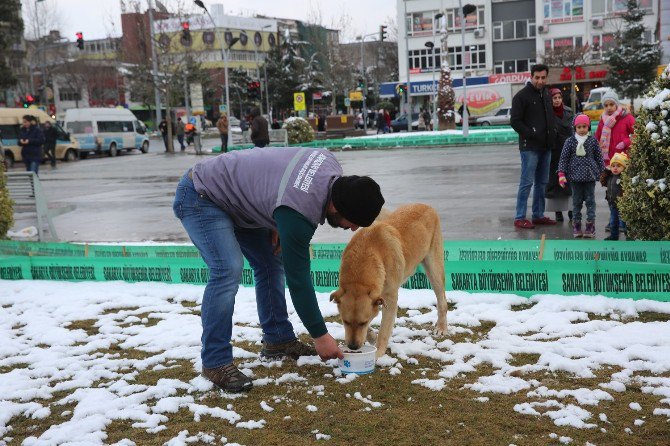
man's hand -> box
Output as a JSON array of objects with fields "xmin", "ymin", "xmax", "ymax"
[
  {"xmin": 270, "ymin": 230, "xmax": 281, "ymax": 255},
  {"xmin": 313, "ymin": 333, "xmax": 343, "ymax": 361}
]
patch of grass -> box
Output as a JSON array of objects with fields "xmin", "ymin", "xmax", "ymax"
[
  {"xmin": 509, "ymin": 353, "xmax": 541, "ymax": 368},
  {"xmin": 636, "ymin": 312, "xmax": 670, "ymax": 323},
  {"xmin": 66, "ymin": 319, "xmax": 98, "ymax": 336},
  {"xmin": 0, "ymin": 362, "xmax": 29, "ymax": 374},
  {"xmin": 101, "ymin": 307, "xmax": 139, "ymax": 316},
  {"xmin": 180, "ymin": 301, "xmax": 198, "ymax": 308},
  {"xmin": 511, "ymin": 303, "xmax": 536, "ymax": 312}
]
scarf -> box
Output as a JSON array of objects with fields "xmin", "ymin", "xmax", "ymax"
[
  {"xmin": 599, "ymin": 106, "xmax": 624, "ymax": 161},
  {"xmin": 553, "ymin": 105, "xmax": 564, "ymax": 119},
  {"xmin": 575, "ymin": 133, "xmax": 588, "ymax": 156}
]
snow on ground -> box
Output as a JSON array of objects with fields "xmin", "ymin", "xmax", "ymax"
[{"xmin": 2, "ymin": 281, "xmax": 670, "ymax": 444}]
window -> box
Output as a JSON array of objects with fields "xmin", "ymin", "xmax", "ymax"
[
  {"xmin": 592, "ymin": 0, "xmax": 652, "ymax": 15},
  {"xmin": 134, "ymin": 120, "xmax": 146, "ymax": 135},
  {"xmin": 59, "ymin": 89, "xmax": 81, "ymax": 101},
  {"xmin": 543, "ymin": 0, "xmax": 584, "ymax": 21},
  {"xmin": 494, "ymin": 58, "xmax": 536, "ymax": 74},
  {"xmin": 406, "ymin": 10, "xmax": 439, "ymax": 36},
  {"xmin": 544, "ymin": 36, "xmax": 583, "ymax": 50},
  {"xmin": 0, "ymin": 124, "xmax": 19, "ymax": 141},
  {"xmin": 98, "ymin": 121, "xmax": 131, "ymax": 133},
  {"xmin": 66, "ymin": 121, "xmax": 93, "ymax": 134},
  {"xmin": 408, "ymin": 48, "xmax": 441, "ymax": 71},
  {"xmin": 591, "ymin": 33, "xmax": 616, "ymax": 59},
  {"xmin": 444, "ymin": 44, "xmax": 486, "ymax": 70},
  {"xmin": 493, "ymin": 19, "xmax": 536, "ymax": 41},
  {"xmin": 445, "ymin": 5, "xmax": 485, "ymax": 32}
]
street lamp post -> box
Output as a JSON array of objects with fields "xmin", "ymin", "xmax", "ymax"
[
  {"xmin": 431, "ymin": 13, "xmax": 444, "ymax": 131},
  {"xmin": 356, "ymin": 35, "xmax": 368, "ymax": 132},
  {"xmin": 147, "ymin": 0, "xmax": 162, "ymax": 130},
  {"xmin": 459, "ymin": 3, "xmax": 477, "ymax": 137},
  {"xmin": 194, "ymin": 0, "xmax": 237, "ymax": 148}
]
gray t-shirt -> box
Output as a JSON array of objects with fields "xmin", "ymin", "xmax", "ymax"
[{"xmin": 192, "ymin": 147, "xmax": 343, "ymax": 229}]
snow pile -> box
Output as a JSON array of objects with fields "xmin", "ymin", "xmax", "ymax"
[{"xmin": 1, "ymin": 281, "xmax": 670, "ymax": 443}]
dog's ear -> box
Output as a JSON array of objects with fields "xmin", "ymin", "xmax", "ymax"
[
  {"xmin": 330, "ymin": 288, "xmax": 343, "ymax": 303},
  {"xmin": 374, "ymin": 297, "xmax": 385, "ymax": 308}
]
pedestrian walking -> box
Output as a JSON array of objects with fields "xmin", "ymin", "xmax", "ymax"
[
  {"xmin": 42, "ymin": 121, "xmax": 58, "ymax": 168},
  {"xmin": 557, "ymin": 114, "xmax": 605, "ymax": 239},
  {"xmin": 417, "ymin": 109, "xmax": 427, "ymax": 131},
  {"xmin": 18, "ymin": 115, "xmax": 45, "ymax": 175},
  {"xmin": 173, "ymin": 147, "xmax": 385, "ymax": 392},
  {"xmin": 594, "ymin": 91, "xmax": 635, "ymax": 233},
  {"xmin": 216, "ymin": 113, "xmax": 229, "ymax": 153},
  {"xmin": 176, "ymin": 118, "xmax": 186, "ymax": 151},
  {"xmin": 375, "ymin": 109, "xmax": 384, "ymax": 134},
  {"xmin": 383, "ymin": 110, "xmax": 391, "ymax": 133},
  {"xmin": 250, "ymin": 107, "xmax": 269, "ymax": 148},
  {"xmin": 158, "ymin": 119, "xmax": 172, "ymax": 152},
  {"xmin": 510, "ymin": 64, "xmax": 558, "ymax": 229},
  {"xmin": 422, "ymin": 108, "xmax": 432, "ymax": 131},
  {"xmin": 545, "ymin": 88, "xmax": 574, "ymax": 223}
]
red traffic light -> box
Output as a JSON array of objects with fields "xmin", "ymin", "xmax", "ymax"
[
  {"xmin": 76, "ymin": 32, "xmax": 83, "ymax": 39},
  {"xmin": 26, "ymin": 94, "xmax": 34, "ymax": 102},
  {"xmin": 182, "ymin": 22, "xmax": 190, "ymax": 30}
]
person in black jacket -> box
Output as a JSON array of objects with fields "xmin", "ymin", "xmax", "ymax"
[
  {"xmin": 18, "ymin": 115, "xmax": 45, "ymax": 175},
  {"xmin": 510, "ymin": 64, "xmax": 558, "ymax": 229},
  {"xmin": 42, "ymin": 121, "xmax": 58, "ymax": 168},
  {"xmin": 250, "ymin": 107, "xmax": 270, "ymax": 148},
  {"xmin": 545, "ymin": 88, "xmax": 574, "ymax": 222}
]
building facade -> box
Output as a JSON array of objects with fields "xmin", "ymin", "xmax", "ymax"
[{"xmin": 395, "ymin": 0, "xmax": 661, "ymax": 115}]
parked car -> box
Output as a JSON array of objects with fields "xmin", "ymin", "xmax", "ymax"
[
  {"xmin": 228, "ymin": 116, "xmax": 243, "ymax": 134},
  {"xmin": 475, "ymin": 107, "xmax": 512, "ymax": 126}
]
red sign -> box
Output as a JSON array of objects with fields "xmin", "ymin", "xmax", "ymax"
[
  {"xmin": 559, "ymin": 66, "xmax": 586, "ymax": 81},
  {"xmin": 409, "ymin": 68, "xmax": 422, "ymax": 74},
  {"xmin": 488, "ymin": 72, "xmax": 530, "ymax": 84},
  {"xmin": 589, "ymin": 70, "xmax": 608, "ymax": 79},
  {"xmin": 312, "ymin": 92, "xmax": 322, "ymax": 100}
]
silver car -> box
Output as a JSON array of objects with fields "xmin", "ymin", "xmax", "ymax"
[{"xmin": 475, "ymin": 107, "xmax": 512, "ymax": 126}]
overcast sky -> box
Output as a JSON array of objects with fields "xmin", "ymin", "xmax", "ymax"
[{"xmin": 22, "ymin": 0, "xmax": 396, "ymax": 43}]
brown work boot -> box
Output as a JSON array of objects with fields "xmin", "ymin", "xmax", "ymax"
[
  {"xmin": 202, "ymin": 364, "xmax": 253, "ymax": 393},
  {"xmin": 260, "ymin": 338, "xmax": 317, "ymax": 360}
]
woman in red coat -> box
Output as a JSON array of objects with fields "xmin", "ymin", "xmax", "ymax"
[{"xmin": 594, "ymin": 91, "xmax": 635, "ymax": 167}]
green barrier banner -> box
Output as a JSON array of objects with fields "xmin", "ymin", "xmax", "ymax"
[
  {"xmin": 2, "ymin": 240, "xmax": 670, "ymax": 264},
  {"xmin": 1, "ymin": 255, "xmax": 669, "ymax": 301},
  {"xmin": 311, "ymin": 241, "xmax": 670, "ymax": 264}
]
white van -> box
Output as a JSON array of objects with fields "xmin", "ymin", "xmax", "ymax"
[{"xmin": 64, "ymin": 108, "xmax": 149, "ymax": 158}]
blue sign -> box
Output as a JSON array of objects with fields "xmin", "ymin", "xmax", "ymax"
[{"xmin": 379, "ymin": 76, "xmax": 490, "ymax": 97}]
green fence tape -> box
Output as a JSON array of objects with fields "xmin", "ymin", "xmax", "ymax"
[
  {"xmin": 2, "ymin": 253, "xmax": 670, "ymax": 301},
  {"xmin": 2, "ymin": 240, "xmax": 669, "ymax": 264}
]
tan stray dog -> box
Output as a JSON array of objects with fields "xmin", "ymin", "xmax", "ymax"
[{"xmin": 330, "ymin": 203, "xmax": 447, "ymax": 358}]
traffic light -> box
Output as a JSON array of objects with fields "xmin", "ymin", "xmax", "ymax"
[
  {"xmin": 76, "ymin": 32, "xmax": 84, "ymax": 50},
  {"xmin": 396, "ymin": 83, "xmax": 406, "ymax": 96},
  {"xmin": 247, "ymin": 81, "xmax": 261, "ymax": 99},
  {"xmin": 23, "ymin": 94, "xmax": 35, "ymax": 108},
  {"xmin": 181, "ymin": 22, "xmax": 191, "ymax": 46},
  {"xmin": 379, "ymin": 25, "xmax": 388, "ymax": 42},
  {"xmin": 357, "ymin": 78, "xmax": 365, "ymax": 90}
]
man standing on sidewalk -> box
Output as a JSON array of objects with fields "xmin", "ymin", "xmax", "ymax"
[
  {"xmin": 42, "ymin": 121, "xmax": 58, "ymax": 168},
  {"xmin": 176, "ymin": 118, "xmax": 186, "ymax": 151},
  {"xmin": 510, "ymin": 64, "xmax": 558, "ymax": 229}
]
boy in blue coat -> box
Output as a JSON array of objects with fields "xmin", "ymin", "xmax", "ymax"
[{"xmin": 558, "ymin": 114, "xmax": 605, "ymax": 238}]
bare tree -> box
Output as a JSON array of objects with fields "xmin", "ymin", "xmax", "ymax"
[{"xmin": 542, "ymin": 45, "xmax": 591, "ymax": 111}]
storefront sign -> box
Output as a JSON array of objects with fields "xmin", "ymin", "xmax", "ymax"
[{"xmin": 489, "ymin": 73, "xmax": 530, "ymax": 84}]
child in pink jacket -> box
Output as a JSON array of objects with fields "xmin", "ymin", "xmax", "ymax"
[{"xmin": 594, "ymin": 91, "xmax": 635, "ymax": 166}]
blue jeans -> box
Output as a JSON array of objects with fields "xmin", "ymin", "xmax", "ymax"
[
  {"xmin": 24, "ymin": 160, "xmax": 39, "ymax": 175},
  {"xmin": 173, "ymin": 172, "xmax": 295, "ymax": 368},
  {"xmin": 515, "ymin": 150, "xmax": 551, "ymax": 220},
  {"xmin": 609, "ymin": 204, "xmax": 626, "ymax": 237},
  {"xmin": 177, "ymin": 134, "xmax": 185, "ymax": 150},
  {"xmin": 571, "ymin": 181, "xmax": 596, "ymax": 222}
]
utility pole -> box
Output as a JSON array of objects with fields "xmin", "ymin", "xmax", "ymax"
[
  {"xmin": 148, "ymin": 0, "xmax": 162, "ymax": 129},
  {"xmin": 403, "ymin": 0, "xmax": 412, "ymax": 132}
]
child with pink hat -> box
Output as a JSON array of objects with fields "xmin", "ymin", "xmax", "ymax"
[{"xmin": 557, "ymin": 113, "xmax": 605, "ymax": 238}]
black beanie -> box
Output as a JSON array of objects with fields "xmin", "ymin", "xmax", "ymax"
[{"xmin": 331, "ymin": 176, "xmax": 385, "ymax": 227}]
